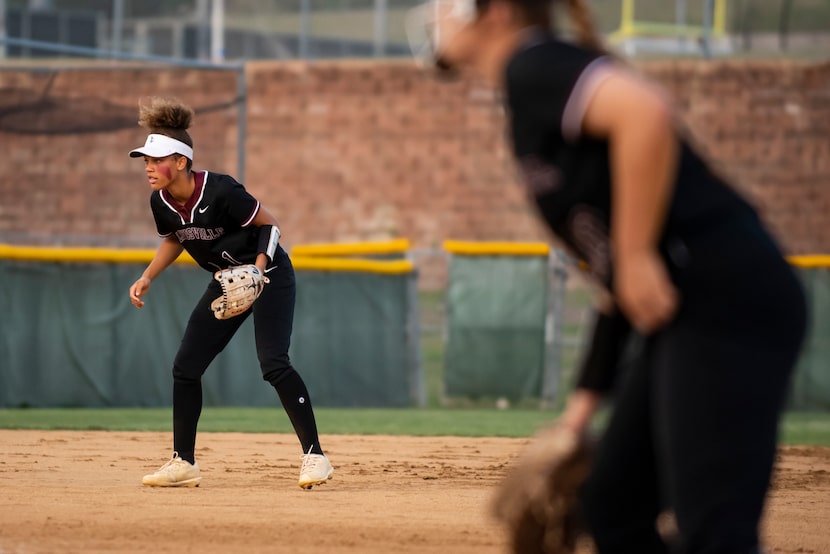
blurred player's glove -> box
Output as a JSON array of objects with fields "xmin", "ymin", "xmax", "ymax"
[
  {"xmin": 211, "ymin": 264, "xmax": 269, "ymax": 320},
  {"xmin": 491, "ymin": 424, "xmax": 594, "ymax": 554}
]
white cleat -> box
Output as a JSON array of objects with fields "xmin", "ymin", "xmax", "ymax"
[
  {"xmin": 142, "ymin": 452, "xmax": 202, "ymax": 487},
  {"xmin": 299, "ymin": 448, "xmax": 334, "ymax": 490}
]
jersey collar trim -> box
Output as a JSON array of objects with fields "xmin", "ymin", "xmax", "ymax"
[
  {"xmin": 160, "ymin": 171, "xmax": 207, "ymax": 225},
  {"xmin": 561, "ymin": 56, "xmax": 614, "ymax": 143}
]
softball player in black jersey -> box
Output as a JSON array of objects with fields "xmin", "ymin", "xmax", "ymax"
[
  {"xmin": 127, "ymin": 97, "xmax": 333, "ymax": 490},
  {"xmin": 422, "ymin": 1, "xmax": 807, "ymax": 552}
]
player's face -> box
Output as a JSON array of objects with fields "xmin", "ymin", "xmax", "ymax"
[{"xmin": 143, "ymin": 155, "xmax": 185, "ymax": 191}]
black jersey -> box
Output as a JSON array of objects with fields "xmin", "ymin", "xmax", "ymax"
[
  {"xmin": 150, "ymin": 171, "xmax": 271, "ymax": 272},
  {"xmin": 505, "ymin": 33, "xmax": 763, "ymax": 392},
  {"xmin": 505, "ymin": 33, "xmax": 757, "ymax": 286}
]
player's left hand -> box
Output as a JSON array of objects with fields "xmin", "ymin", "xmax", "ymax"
[
  {"xmin": 129, "ymin": 277, "xmax": 152, "ymax": 308},
  {"xmin": 615, "ymin": 250, "xmax": 678, "ymax": 334}
]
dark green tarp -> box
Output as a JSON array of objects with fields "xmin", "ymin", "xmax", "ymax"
[
  {"xmin": 789, "ymin": 267, "xmax": 830, "ymax": 411},
  {"xmin": 443, "ymin": 255, "xmax": 549, "ymax": 401},
  {"xmin": 0, "ymin": 260, "xmax": 421, "ymax": 408}
]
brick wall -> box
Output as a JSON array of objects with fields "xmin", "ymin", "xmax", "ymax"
[
  {"xmin": 645, "ymin": 60, "xmax": 830, "ymax": 253},
  {"xmin": 1, "ymin": 59, "xmax": 828, "ymax": 280}
]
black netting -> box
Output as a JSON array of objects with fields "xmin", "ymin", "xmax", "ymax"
[{"xmin": 0, "ymin": 72, "xmax": 241, "ymax": 135}]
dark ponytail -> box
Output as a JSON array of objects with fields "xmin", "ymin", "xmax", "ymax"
[
  {"xmin": 500, "ymin": 0, "xmax": 605, "ymax": 52},
  {"xmin": 562, "ymin": 0, "xmax": 605, "ymax": 52}
]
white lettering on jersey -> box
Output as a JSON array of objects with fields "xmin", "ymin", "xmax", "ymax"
[
  {"xmin": 518, "ymin": 155, "xmax": 562, "ymax": 196},
  {"xmin": 568, "ymin": 205, "xmax": 611, "ymax": 282},
  {"xmin": 175, "ymin": 227, "xmax": 225, "ymax": 242}
]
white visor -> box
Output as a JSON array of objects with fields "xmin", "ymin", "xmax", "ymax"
[
  {"xmin": 405, "ymin": 0, "xmax": 476, "ymax": 65},
  {"xmin": 129, "ymin": 134, "xmax": 194, "ymax": 160}
]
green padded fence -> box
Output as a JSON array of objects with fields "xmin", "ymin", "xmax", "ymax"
[
  {"xmin": 789, "ymin": 260, "xmax": 830, "ymax": 411},
  {"xmin": 0, "ymin": 243, "xmax": 422, "ymax": 408},
  {"xmin": 1, "ymin": 243, "xmax": 826, "ymax": 411},
  {"xmin": 438, "ymin": 246, "xmax": 830, "ymax": 412},
  {"xmin": 442, "ymin": 241, "xmax": 553, "ymax": 403},
  {"xmin": 290, "ymin": 239, "xmax": 423, "ymax": 407},
  {"xmin": 292, "ymin": 268, "xmax": 421, "ymax": 408}
]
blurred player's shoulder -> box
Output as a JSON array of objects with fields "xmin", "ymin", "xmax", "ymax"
[{"xmin": 506, "ymin": 34, "xmax": 605, "ymax": 96}]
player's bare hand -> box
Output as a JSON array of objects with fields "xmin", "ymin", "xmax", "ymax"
[
  {"xmin": 129, "ymin": 277, "xmax": 152, "ymax": 308},
  {"xmin": 559, "ymin": 388, "xmax": 603, "ymax": 434},
  {"xmin": 615, "ymin": 250, "xmax": 678, "ymax": 334}
]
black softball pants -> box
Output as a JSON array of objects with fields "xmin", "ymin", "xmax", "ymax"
[
  {"xmin": 170, "ymin": 253, "xmax": 322, "ymax": 461},
  {"xmin": 581, "ymin": 223, "xmax": 807, "ymax": 554}
]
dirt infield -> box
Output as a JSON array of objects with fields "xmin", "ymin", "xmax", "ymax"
[{"xmin": 1, "ymin": 431, "xmax": 828, "ymax": 554}]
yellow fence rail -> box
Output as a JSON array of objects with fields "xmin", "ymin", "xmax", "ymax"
[
  {"xmin": 2, "ymin": 244, "xmax": 828, "ymax": 272},
  {"xmin": 292, "ymin": 256, "xmax": 414, "ymax": 274},
  {"xmin": 443, "ymin": 241, "xmax": 550, "ymax": 256},
  {"xmin": 290, "ymin": 239, "xmax": 410, "ymax": 257},
  {"xmin": 0, "ymin": 244, "xmax": 197, "ymax": 265},
  {"xmin": 610, "ymin": 0, "xmax": 728, "ymax": 41},
  {"xmin": 0, "ymin": 243, "xmax": 414, "ymax": 274},
  {"xmin": 787, "ymin": 255, "xmax": 830, "ymax": 269}
]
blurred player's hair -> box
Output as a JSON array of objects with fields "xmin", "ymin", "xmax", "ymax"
[{"xmin": 483, "ymin": 0, "xmax": 605, "ymax": 52}]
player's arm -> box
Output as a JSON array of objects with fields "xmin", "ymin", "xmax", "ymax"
[
  {"xmin": 581, "ymin": 70, "xmax": 679, "ymax": 334},
  {"xmin": 561, "ymin": 304, "xmax": 631, "ymax": 432},
  {"xmin": 250, "ymin": 206, "xmax": 281, "ymax": 272},
  {"xmin": 129, "ymin": 235, "xmax": 184, "ymax": 308}
]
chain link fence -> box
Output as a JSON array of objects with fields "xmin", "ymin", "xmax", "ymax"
[{"xmin": 2, "ymin": 0, "xmax": 828, "ymax": 61}]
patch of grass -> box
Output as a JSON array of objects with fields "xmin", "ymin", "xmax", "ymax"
[
  {"xmin": 0, "ymin": 408, "xmax": 827, "ymax": 445},
  {"xmin": 0, "ymin": 407, "xmax": 558, "ymax": 438},
  {"xmin": 779, "ymin": 412, "xmax": 830, "ymax": 446}
]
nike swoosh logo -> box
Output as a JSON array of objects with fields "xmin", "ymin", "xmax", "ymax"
[{"xmin": 198, "ymin": 205, "xmax": 209, "ymax": 214}]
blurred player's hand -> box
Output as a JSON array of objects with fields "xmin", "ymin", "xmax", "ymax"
[
  {"xmin": 491, "ymin": 421, "xmax": 594, "ymax": 554},
  {"xmin": 615, "ymin": 250, "xmax": 678, "ymax": 334},
  {"xmin": 129, "ymin": 277, "xmax": 152, "ymax": 308}
]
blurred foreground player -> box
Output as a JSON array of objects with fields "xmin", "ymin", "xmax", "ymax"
[{"xmin": 409, "ymin": 0, "xmax": 808, "ymax": 551}]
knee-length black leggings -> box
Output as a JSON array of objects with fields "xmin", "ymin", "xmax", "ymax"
[{"xmin": 581, "ymin": 220, "xmax": 807, "ymax": 554}]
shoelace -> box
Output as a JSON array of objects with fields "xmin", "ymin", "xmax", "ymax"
[
  {"xmin": 155, "ymin": 452, "xmax": 185, "ymax": 473},
  {"xmin": 300, "ymin": 445, "xmax": 324, "ymax": 473}
]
